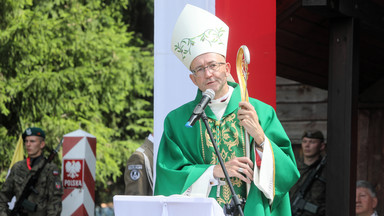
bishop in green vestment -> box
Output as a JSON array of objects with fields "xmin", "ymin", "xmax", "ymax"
[{"xmin": 155, "ymin": 4, "xmax": 300, "ymax": 216}]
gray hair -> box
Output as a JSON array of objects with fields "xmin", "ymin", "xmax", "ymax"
[{"xmin": 357, "ymin": 180, "xmax": 376, "ymax": 198}]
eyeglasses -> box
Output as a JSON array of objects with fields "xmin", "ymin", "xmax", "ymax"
[{"xmin": 191, "ymin": 62, "xmax": 226, "ymax": 77}]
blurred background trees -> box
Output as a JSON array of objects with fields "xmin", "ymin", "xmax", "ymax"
[{"xmin": 0, "ymin": 0, "xmax": 154, "ymax": 204}]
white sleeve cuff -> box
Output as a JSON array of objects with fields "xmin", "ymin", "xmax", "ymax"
[
  {"xmin": 253, "ymin": 135, "xmax": 275, "ymax": 204},
  {"xmin": 182, "ymin": 165, "xmax": 216, "ymax": 197}
]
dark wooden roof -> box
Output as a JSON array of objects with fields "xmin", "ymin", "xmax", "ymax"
[
  {"xmin": 277, "ymin": 1, "xmax": 384, "ymax": 215},
  {"xmin": 276, "ymin": 0, "xmax": 384, "ymax": 104}
]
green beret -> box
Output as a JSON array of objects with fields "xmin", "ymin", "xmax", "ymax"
[
  {"xmin": 302, "ymin": 130, "xmax": 324, "ymax": 141},
  {"xmin": 22, "ymin": 127, "xmax": 46, "ymax": 139}
]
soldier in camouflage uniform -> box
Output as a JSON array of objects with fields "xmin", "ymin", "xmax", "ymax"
[
  {"xmin": 124, "ymin": 134, "xmax": 154, "ymax": 195},
  {"xmin": 290, "ymin": 130, "xmax": 327, "ymax": 216},
  {"xmin": 0, "ymin": 127, "xmax": 63, "ymax": 216}
]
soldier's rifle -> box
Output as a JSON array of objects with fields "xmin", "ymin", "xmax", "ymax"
[
  {"xmin": 10, "ymin": 139, "xmax": 63, "ymax": 216},
  {"xmin": 291, "ymin": 155, "xmax": 327, "ymax": 215}
]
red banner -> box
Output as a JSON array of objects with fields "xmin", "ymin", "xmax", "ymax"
[{"xmin": 216, "ymin": 0, "xmax": 276, "ymax": 108}]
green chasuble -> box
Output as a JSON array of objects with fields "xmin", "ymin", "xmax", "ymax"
[{"xmin": 155, "ymin": 82, "xmax": 300, "ymax": 216}]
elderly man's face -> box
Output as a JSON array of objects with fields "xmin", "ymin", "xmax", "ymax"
[
  {"xmin": 189, "ymin": 53, "xmax": 230, "ymax": 99},
  {"xmin": 356, "ymin": 187, "xmax": 378, "ymax": 216}
]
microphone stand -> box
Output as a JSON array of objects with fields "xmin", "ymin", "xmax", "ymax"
[{"xmin": 201, "ymin": 112, "xmax": 245, "ymax": 216}]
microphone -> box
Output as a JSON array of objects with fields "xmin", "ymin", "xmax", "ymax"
[{"xmin": 185, "ymin": 89, "xmax": 215, "ymax": 128}]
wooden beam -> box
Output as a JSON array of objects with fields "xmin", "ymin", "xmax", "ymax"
[
  {"xmin": 302, "ymin": 0, "xmax": 329, "ymax": 7},
  {"xmin": 302, "ymin": 0, "xmax": 384, "ymax": 33},
  {"xmin": 277, "ymin": 62, "xmax": 328, "ymax": 90},
  {"xmin": 327, "ymin": 17, "xmax": 358, "ymax": 215},
  {"xmin": 277, "ymin": 0, "xmax": 301, "ymax": 25}
]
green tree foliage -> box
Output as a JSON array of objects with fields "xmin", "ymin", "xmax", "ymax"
[
  {"xmin": 0, "ymin": 0, "xmax": 154, "ymax": 196},
  {"xmin": 122, "ymin": 0, "xmax": 154, "ymax": 43}
]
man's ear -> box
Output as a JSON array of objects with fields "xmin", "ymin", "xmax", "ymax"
[
  {"xmin": 225, "ymin": 62, "xmax": 231, "ymax": 77},
  {"xmin": 320, "ymin": 142, "xmax": 326, "ymax": 151},
  {"xmin": 372, "ymin": 197, "xmax": 378, "ymax": 209},
  {"xmin": 189, "ymin": 73, "xmax": 197, "ymax": 86},
  {"xmin": 40, "ymin": 140, "xmax": 46, "ymax": 149}
]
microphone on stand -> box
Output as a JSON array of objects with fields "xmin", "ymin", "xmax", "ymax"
[{"xmin": 185, "ymin": 89, "xmax": 215, "ymax": 128}]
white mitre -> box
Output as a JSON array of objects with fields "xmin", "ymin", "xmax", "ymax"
[{"xmin": 171, "ymin": 4, "xmax": 229, "ymax": 71}]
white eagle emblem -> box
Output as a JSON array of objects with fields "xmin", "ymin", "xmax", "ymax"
[
  {"xmin": 65, "ymin": 161, "xmax": 81, "ymax": 178},
  {"xmin": 26, "ymin": 128, "xmax": 32, "ymax": 135}
]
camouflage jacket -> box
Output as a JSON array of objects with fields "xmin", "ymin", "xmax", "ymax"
[
  {"xmin": 289, "ymin": 157, "xmax": 326, "ymax": 216},
  {"xmin": 0, "ymin": 157, "xmax": 63, "ymax": 216}
]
